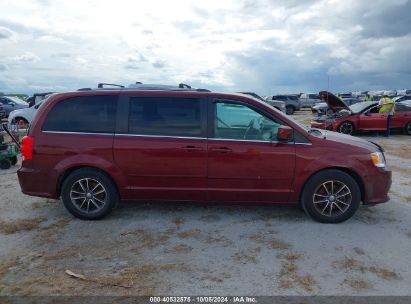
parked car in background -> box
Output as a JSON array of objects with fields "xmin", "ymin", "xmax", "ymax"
[
  {"xmin": 383, "ymin": 90, "xmax": 397, "ymax": 97},
  {"xmin": 393, "ymin": 95, "xmax": 411, "ymax": 103},
  {"xmin": 238, "ymin": 92, "xmax": 286, "ymax": 112},
  {"xmin": 266, "ymin": 95, "xmax": 301, "ymax": 114},
  {"xmin": 299, "ymin": 93, "xmax": 321, "ymax": 108},
  {"xmin": 0, "ymin": 102, "xmax": 6, "ymax": 119},
  {"xmin": 311, "ymin": 92, "xmax": 411, "ymax": 135},
  {"xmin": 26, "ymin": 92, "xmax": 54, "ymax": 107},
  {"xmin": 399, "ymin": 100, "xmax": 411, "ymax": 107},
  {"xmin": 397, "ymin": 89, "xmax": 411, "ymax": 96},
  {"xmin": 0, "ymin": 96, "xmax": 28, "ymax": 117},
  {"xmin": 312, "ymin": 98, "xmax": 362, "ymax": 116},
  {"xmin": 8, "ymin": 97, "xmax": 51, "ymax": 128},
  {"xmin": 17, "ymin": 83, "xmax": 392, "ymax": 223}
]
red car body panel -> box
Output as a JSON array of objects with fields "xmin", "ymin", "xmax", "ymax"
[
  {"xmin": 18, "ymin": 90, "xmax": 391, "ymax": 207},
  {"xmin": 311, "ymin": 111, "xmax": 411, "ymax": 132}
]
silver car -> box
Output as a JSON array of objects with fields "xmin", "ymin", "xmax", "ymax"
[{"xmin": 0, "ymin": 96, "xmax": 28, "ymax": 117}]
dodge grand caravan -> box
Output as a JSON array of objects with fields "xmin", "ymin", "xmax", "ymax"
[{"xmin": 17, "ymin": 85, "xmax": 391, "ymax": 223}]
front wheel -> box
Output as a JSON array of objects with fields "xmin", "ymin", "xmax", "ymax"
[
  {"xmin": 337, "ymin": 121, "xmax": 354, "ymax": 135},
  {"xmin": 61, "ymin": 168, "xmax": 118, "ymax": 220},
  {"xmin": 301, "ymin": 169, "xmax": 361, "ymax": 223},
  {"xmin": 405, "ymin": 121, "xmax": 411, "ymax": 135}
]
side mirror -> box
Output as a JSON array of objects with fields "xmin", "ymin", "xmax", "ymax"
[{"xmin": 277, "ymin": 126, "xmax": 293, "ymax": 142}]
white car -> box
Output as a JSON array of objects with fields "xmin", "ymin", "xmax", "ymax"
[
  {"xmin": 299, "ymin": 93, "xmax": 321, "ymax": 108},
  {"xmin": 8, "ymin": 101, "xmax": 43, "ymax": 127}
]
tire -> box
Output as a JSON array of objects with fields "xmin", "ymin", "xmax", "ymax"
[
  {"xmin": 10, "ymin": 156, "xmax": 18, "ymax": 165},
  {"xmin": 286, "ymin": 106, "xmax": 295, "ymax": 115},
  {"xmin": 301, "ymin": 169, "xmax": 361, "ymax": 223},
  {"xmin": 337, "ymin": 121, "xmax": 354, "ymax": 135},
  {"xmin": 14, "ymin": 117, "xmax": 29, "ymax": 129},
  {"xmin": 0, "ymin": 159, "xmax": 11, "ymax": 170},
  {"xmin": 61, "ymin": 168, "xmax": 118, "ymax": 220},
  {"xmin": 405, "ymin": 121, "xmax": 411, "ymax": 135}
]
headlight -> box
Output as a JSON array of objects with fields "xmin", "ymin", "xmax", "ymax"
[{"xmin": 371, "ymin": 152, "xmax": 385, "ymax": 168}]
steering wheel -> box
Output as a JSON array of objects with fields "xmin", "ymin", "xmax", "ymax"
[{"xmin": 243, "ymin": 119, "xmax": 256, "ymax": 139}]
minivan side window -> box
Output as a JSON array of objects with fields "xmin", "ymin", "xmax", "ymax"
[
  {"xmin": 214, "ymin": 101, "xmax": 283, "ymax": 141},
  {"xmin": 43, "ymin": 95, "xmax": 117, "ymax": 133},
  {"xmin": 128, "ymin": 97, "xmax": 201, "ymax": 137}
]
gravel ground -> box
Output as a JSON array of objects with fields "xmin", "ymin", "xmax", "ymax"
[{"xmin": 0, "ymin": 110, "xmax": 410, "ymax": 296}]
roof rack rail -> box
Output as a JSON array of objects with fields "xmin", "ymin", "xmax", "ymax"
[
  {"xmin": 196, "ymin": 88, "xmax": 210, "ymax": 92},
  {"xmin": 78, "ymin": 88, "xmax": 92, "ymax": 91},
  {"xmin": 178, "ymin": 83, "xmax": 191, "ymax": 89},
  {"xmin": 97, "ymin": 83, "xmax": 125, "ymax": 89}
]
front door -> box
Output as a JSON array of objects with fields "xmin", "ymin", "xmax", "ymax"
[
  {"xmin": 113, "ymin": 95, "xmax": 207, "ymax": 201},
  {"xmin": 207, "ymin": 99, "xmax": 296, "ymax": 203},
  {"xmin": 359, "ymin": 105, "xmax": 387, "ymax": 130}
]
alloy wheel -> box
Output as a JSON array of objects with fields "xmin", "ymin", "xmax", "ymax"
[
  {"xmin": 70, "ymin": 178, "xmax": 107, "ymax": 214},
  {"xmin": 339, "ymin": 122, "xmax": 353, "ymax": 134},
  {"xmin": 312, "ymin": 180, "xmax": 352, "ymax": 217}
]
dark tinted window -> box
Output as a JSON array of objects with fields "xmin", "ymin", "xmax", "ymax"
[
  {"xmin": 396, "ymin": 104, "xmax": 411, "ymax": 112},
  {"xmin": 309, "ymin": 94, "xmax": 319, "ymax": 99},
  {"xmin": 43, "ymin": 95, "xmax": 117, "ymax": 133},
  {"xmin": 129, "ymin": 97, "xmax": 201, "ymax": 137}
]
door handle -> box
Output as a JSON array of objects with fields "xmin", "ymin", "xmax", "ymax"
[
  {"xmin": 183, "ymin": 145, "xmax": 203, "ymax": 152},
  {"xmin": 211, "ymin": 147, "xmax": 232, "ymax": 153}
]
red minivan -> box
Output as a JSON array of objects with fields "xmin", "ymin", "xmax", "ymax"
[{"xmin": 17, "ymin": 85, "xmax": 391, "ymax": 223}]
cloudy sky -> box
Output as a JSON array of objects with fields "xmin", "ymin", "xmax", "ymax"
[{"xmin": 0, "ymin": 0, "xmax": 410, "ymax": 95}]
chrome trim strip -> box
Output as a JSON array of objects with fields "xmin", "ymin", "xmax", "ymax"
[
  {"xmin": 43, "ymin": 131, "xmax": 114, "ymax": 136},
  {"xmin": 115, "ymin": 133, "xmax": 207, "ymax": 140},
  {"xmin": 43, "ymin": 131, "xmax": 310, "ymax": 144}
]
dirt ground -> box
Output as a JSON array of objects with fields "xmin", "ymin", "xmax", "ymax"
[{"xmin": 0, "ymin": 109, "xmax": 410, "ymax": 296}]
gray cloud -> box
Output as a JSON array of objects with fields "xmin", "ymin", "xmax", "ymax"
[
  {"xmin": 0, "ymin": 26, "xmax": 13, "ymax": 39},
  {"xmin": 0, "ymin": 63, "xmax": 8, "ymax": 71},
  {"xmin": 152, "ymin": 59, "xmax": 166, "ymax": 69}
]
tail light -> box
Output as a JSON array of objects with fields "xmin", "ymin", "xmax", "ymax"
[{"xmin": 21, "ymin": 136, "xmax": 34, "ymax": 161}]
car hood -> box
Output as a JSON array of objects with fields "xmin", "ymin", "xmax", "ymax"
[
  {"xmin": 319, "ymin": 91, "xmax": 350, "ymax": 112},
  {"xmin": 317, "ymin": 130, "xmax": 380, "ymax": 152}
]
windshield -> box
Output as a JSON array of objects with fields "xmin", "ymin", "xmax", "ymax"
[
  {"xmin": 7, "ymin": 96, "xmax": 28, "ymax": 105},
  {"xmin": 267, "ymin": 103, "xmax": 310, "ymax": 131},
  {"xmin": 349, "ymin": 101, "xmax": 377, "ymax": 114}
]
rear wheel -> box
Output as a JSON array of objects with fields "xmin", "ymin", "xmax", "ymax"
[
  {"xmin": 301, "ymin": 169, "xmax": 361, "ymax": 223},
  {"xmin": 337, "ymin": 121, "xmax": 354, "ymax": 135},
  {"xmin": 286, "ymin": 106, "xmax": 295, "ymax": 115},
  {"xmin": 405, "ymin": 121, "xmax": 411, "ymax": 135},
  {"xmin": 14, "ymin": 117, "xmax": 29, "ymax": 129},
  {"xmin": 61, "ymin": 168, "xmax": 118, "ymax": 220},
  {"xmin": 0, "ymin": 159, "xmax": 11, "ymax": 170}
]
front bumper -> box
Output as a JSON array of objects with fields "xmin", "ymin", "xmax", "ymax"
[{"xmin": 363, "ymin": 167, "xmax": 392, "ymax": 205}]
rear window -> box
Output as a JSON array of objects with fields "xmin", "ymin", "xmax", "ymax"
[
  {"xmin": 128, "ymin": 97, "xmax": 201, "ymax": 137},
  {"xmin": 43, "ymin": 95, "xmax": 118, "ymax": 133}
]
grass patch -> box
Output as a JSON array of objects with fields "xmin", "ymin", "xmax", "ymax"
[
  {"xmin": 277, "ymin": 251, "xmax": 316, "ymax": 292},
  {"xmin": 177, "ymin": 229, "xmax": 202, "ymax": 239},
  {"xmin": 344, "ymin": 277, "xmax": 372, "ymax": 290},
  {"xmin": 0, "ymin": 217, "xmax": 46, "ymax": 234},
  {"xmin": 333, "ymin": 257, "xmax": 401, "ymax": 281}
]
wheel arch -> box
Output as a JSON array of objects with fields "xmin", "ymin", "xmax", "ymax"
[
  {"xmin": 57, "ymin": 165, "xmax": 120, "ymax": 201},
  {"xmin": 298, "ymin": 166, "xmax": 365, "ymax": 206},
  {"xmin": 337, "ymin": 120, "xmax": 355, "ymax": 133}
]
